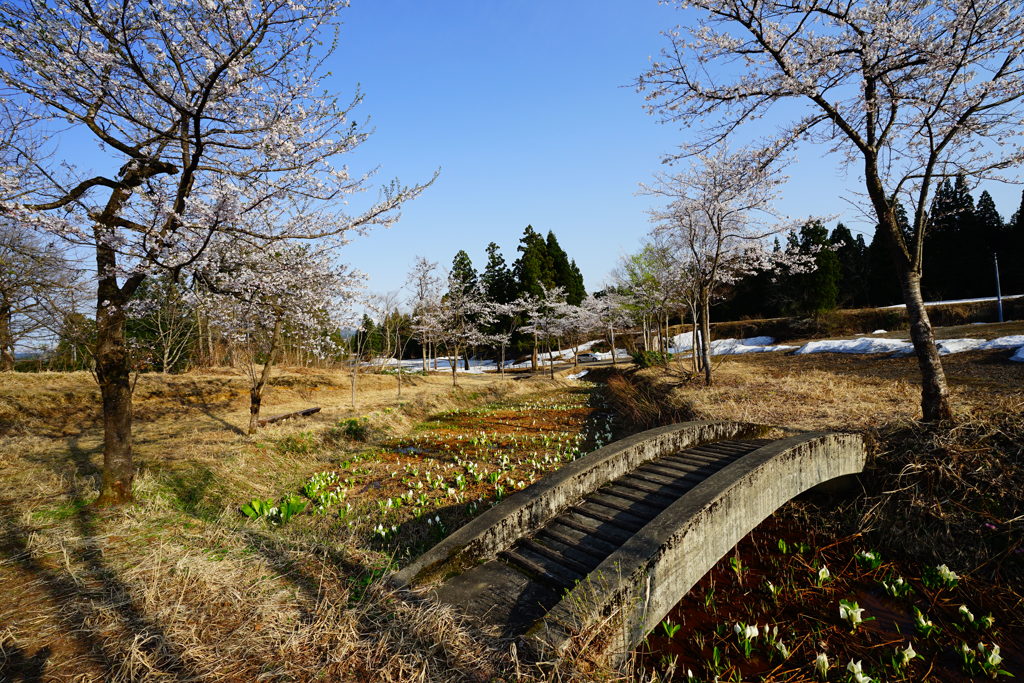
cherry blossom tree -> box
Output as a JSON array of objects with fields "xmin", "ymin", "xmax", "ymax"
[
  {"xmin": 645, "ymin": 146, "xmax": 807, "ymax": 384},
  {"xmin": 198, "ymin": 242, "xmax": 358, "ymax": 434},
  {"xmin": 405, "ymin": 256, "xmax": 442, "ymax": 372},
  {"xmin": 522, "ymin": 285, "xmax": 568, "ymax": 379},
  {"xmin": 0, "ymin": 218, "xmax": 83, "ymax": 369},
  {"xmin": 639, "ymin": 0, "xmax": 1024, "ymax": 420},
  {"xmin": 590, "ymin": 292, "xmax": 631, "ymax": 366},
  {"xmin": 560, "ymin": 298, "xmax": 601, "ymax": 368},
  {"xmin": 0, "ymin": 0, "xmax": 429, "ymax": 503},
  {"xmin": 432, "ymin": 273, "xmax": 494, "ymax": 387},
  {"xmin": 489, "ymin": 298, "xmax": 530, "ymax": 378}
]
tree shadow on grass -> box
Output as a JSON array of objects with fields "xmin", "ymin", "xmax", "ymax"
[
  {"xmin": 0, "ymin": 439, "xmax": 204, "ymax": 681},
  {"xmin": 0, "ymin": 640, "xmax": 51, "ymax": 683},
  {"xmin": 162, "ymin": 380, "xmax": 245, "ymax": 436}
]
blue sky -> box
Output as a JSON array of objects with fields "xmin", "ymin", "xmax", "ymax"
[
  {"xmin": 34, "ymin": 1, "xmax": 1023, "ymax": 299},
  {"xmin": 326, "ymin": 1, "xmax": 1023, "ymax": 298}
]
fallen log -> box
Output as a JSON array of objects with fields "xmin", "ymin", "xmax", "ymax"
[{"xmin": 257, "ymin": 406, "xmax": 321, "ymax": 427}]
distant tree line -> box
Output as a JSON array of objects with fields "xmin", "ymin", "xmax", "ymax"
[
  {"xmin": 356, "ymin": 225, "xmax": 588, "ymax": 364},
  {"xmin": 718, "ymin": 182, "xmax": 1024, "ymax": 321}
]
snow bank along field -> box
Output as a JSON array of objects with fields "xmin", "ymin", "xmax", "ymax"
[
  {"xmin": 373, "ymin": 321, "xmax": 1023, "ymax": 377},
  {"xmin": 671, "ymin": 327, "xmax": 1024, "ymax": 361}
]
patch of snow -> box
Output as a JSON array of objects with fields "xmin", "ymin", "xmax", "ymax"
[
  {"xmin": 795, "ymin": 337, "xmax": 913, "ymax": 355},
  {"xmin": 566, "ymin": 369, "xmax": 589, "ymax": 380},
  {"xmin": 669, "ymin": 335, "xmax": 787, "ymax": 355},
  {"xmin": 795, "ymin": 333, "xmax": 1024, "ymax": 359},
  {"xmin": 881, "ymin": 294, "xmax": 1023, "ymax": 309},
  {"xmin": 978, "ymin": 335, "xmax": 1024, "ymax": 350},
  {"xmin": 710, "ymin": 337, "xmax": 779, "ymax": 355},
  {"xmin": 936, "ymin": 338, "xmax": 986, "ymax": 355},
  {"xmin": 871, "ymin": 329, "xmax": 887, "ymax": 334},
  {"xmin": 1010, "ymin": 346, "xmax": 1024, "ymax": 363}
]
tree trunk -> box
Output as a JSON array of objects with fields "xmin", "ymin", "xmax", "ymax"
[
  {"xmin": 531, "ymin": 334, "xmax": 538, "ymax": 372},
  {"xmin": 248, "ymin": 317, "xmax": 283, "ymax": 435},
  {"xmin": 691, "ymin": 320, "xmax": 699, "ymax": 375},
  {"xmin": 351, "ymin": 363, "xmax": 357, "ymax": 409},
  {"xmin": 94, "ymin": 289, "xmax": 135, "ymax": 506},
  {"xmin": 548, "ymin": 344, "xmax": 555, "ymax": 379},
  {"xmin": 451, "ymin": 346, "xmax": 459, "ymax": 387},
  {"xmin": 700, "ymin": 300, "xmax": 713, "ymax": 386},
  {"xmin": 610, "ymin": 326, "xmax": 617, "ymax": 366},
  {"xmin": 862, "ymin": 156, "xmax": 954, "ymax": 422},
  {"xmin": 0, "ymin": 305, "xmax": 14, "ymax": 371},
  {"xmin": 898, "ymin": 268, "xmax": 954, "ymax": 421},
  {"xmin": 396, "ymin": 331, "xmax": 402, "ymax": 398}
]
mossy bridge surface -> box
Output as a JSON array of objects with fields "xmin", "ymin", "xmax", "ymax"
[{"xmin": 389, "ymin": 421, "xmax": 866, "ymax": 661}]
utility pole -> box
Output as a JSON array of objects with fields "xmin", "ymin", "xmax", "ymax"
[{"xmin": 994, "ymin": 252, "xmax": 1004, "ymax": 323}]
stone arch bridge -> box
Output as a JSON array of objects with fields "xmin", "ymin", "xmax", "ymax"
[{"xmin": 389, "ymin": 421, "xmax": 866, "ymax": 662}]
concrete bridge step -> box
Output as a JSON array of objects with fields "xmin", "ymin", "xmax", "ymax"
[
  {"xmin": 500, "ymin": 544, "xmax": 583, "ymax": 589},
  {"xmin": 536, "ymin": 525, "xmax": 617, "ymax": 561},
  {"xmin": 601, "ymin": 482, "xmax": 677, "ymax": 507},
  {"xmin": 588, "ymin": 491, "xmax": 664, "ymax": 519},
  {"xmin": 554, "ymin": 512, "xmax": 634, "ymax": 546},
  {"xmin": 574, "ymin": 500, "xmax": 649, "ymax": 531}
]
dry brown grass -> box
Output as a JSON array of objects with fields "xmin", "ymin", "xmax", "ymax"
[
  {"xmin": 3, "ymin": 343, "xmax": 1021, "ymax": 681},
  {"xmin": 0, "ymin": 367, "xmax": 572, "ymax": 682},
  {"xmin": 626, "ymin": 347, "xmax": 1024, "ymax": 432}
]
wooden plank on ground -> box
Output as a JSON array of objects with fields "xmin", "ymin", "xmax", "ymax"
[{"xmin": 257, "ymin": 406, "xmax": 321, "ymax": 427}]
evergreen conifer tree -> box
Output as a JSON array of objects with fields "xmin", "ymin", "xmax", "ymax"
[
  {"xmin": 513, "ymin": 225, "xmax": 554, "ymax": 298},
  {"xmin": 788, "ymin": 220, "xmax": 840, "ymax": 315},
  {"xmin": 830, "ymin": 222, "xmax": 870, "ymax": 307},
  {"xmin": 450, "ymin": 250, "xmax": 478, "ymax": 297},
  {"xmin": 567, "ymin": 259, "xmax": 586, "ymax": 306},
  {"xmin": 974, "ymin": 191, "xmax": 1004, "ymax": 297},
  {"xmin": 867, "ymin": 206, "xmax": 908, "ymax": 306},
  {"xmin": 922, "ymin": 178, "xmax": 957, "ymax": 300},
  {"xmin": 481, "ymin": 242, "xmax": 516, "ymax": 304},
  {"xmin": 1007, "ymin": 190, "xmax": 1024, "ymax": 294},
  {"xmin": 545, "ymin": 231, "xmax": 586, "ymax": 304}
]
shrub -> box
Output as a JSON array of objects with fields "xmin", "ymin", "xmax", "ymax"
[
  {"xmin": 275, "ymin": 431, "xmax": 317, "ymax": 455},
  {"xmin": 631, "ymin": 350, "xmax": 672, "ymax": 368},
  {"xmin": 337, "ymin": 417, "xmax": 369, "ymax": 441}
]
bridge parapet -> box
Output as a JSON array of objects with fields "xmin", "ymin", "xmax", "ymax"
[
  {"xmin": 530, "ymin": 431, "xmax": 867, "ymax": 662},
  {"xmin": 390, "ymin": 420, "xmax": 768, "ymax": 588}
]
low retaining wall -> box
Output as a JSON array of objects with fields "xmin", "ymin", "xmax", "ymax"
[
  {"xmin": 530, "ymin": 431, "xmax": 866, "ymax": 662},
  {"xmin": 389, "ymin": 420, "xmax": 768, "ymax": 588}
]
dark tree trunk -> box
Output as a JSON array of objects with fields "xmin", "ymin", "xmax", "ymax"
[
  {"xmin": 700, "ymin": 300, "xmax": 712, "ymax": 386},
  {"xmin": 248, "ymin": 317, "xmax": 283, "ymax": 434},
  {"xmin": 865, "ymin": 161, "xmax": 954, "ymax": 423},
  {"xmin": 94, "ymin": 285, "xmax": 134, "ymax": 506},
  {"xmin": 898, "ymin": 268, "xmax": 954, "ymax": 422},
  {"xmin": 0, "ymin": 304, "xmax": 14, "ymax": 371}
]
